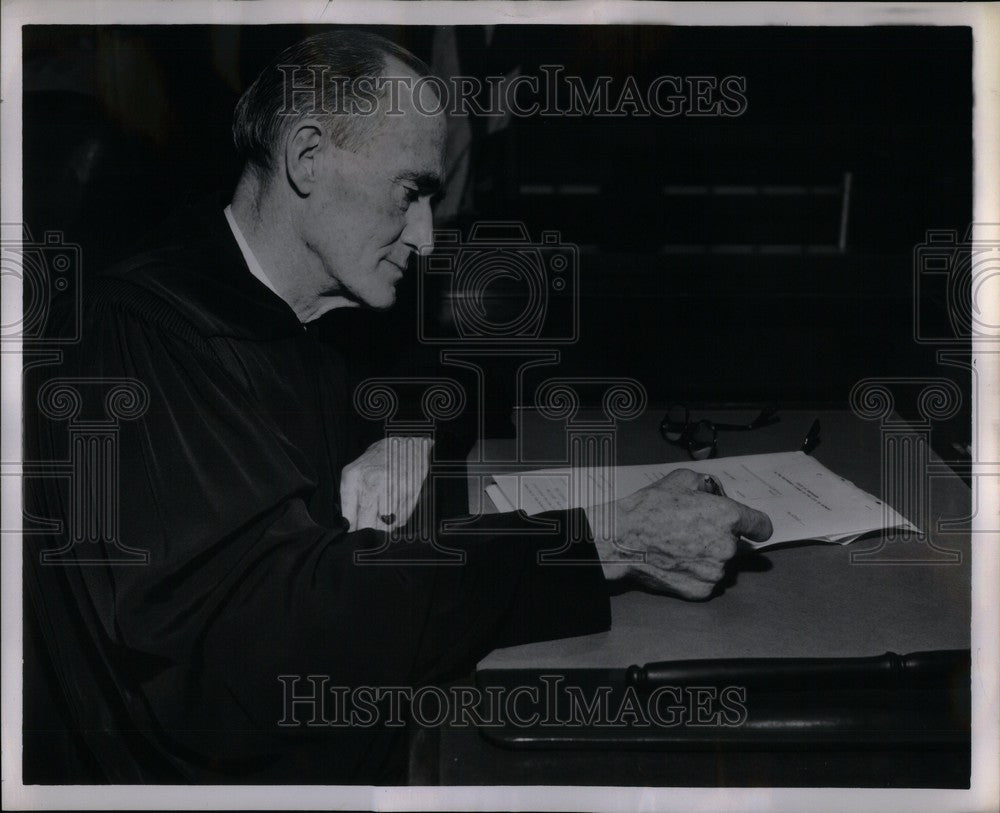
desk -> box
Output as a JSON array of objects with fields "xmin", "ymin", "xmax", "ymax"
[{"xmin": 427, "ymin": 409, "xmax": 971, "ymax": 787}]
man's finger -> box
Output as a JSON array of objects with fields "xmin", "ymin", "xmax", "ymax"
[
  {"xmin": 731, "ymin": 502, "xmax": 773, "ymax": 542},
  {"xmin": 394, "ymin": 476, "xmax": 417, "ymax": 529},
  {"xmin": 340, "ymin": 475, "xmax": 359, "ymax": 530},
  {"xmin": 661, "ymin": 468, "xmax": 702, "ymax": 490},
  {"xmin": 393, "ymin": 441, "xmax": 423, "ymax": 526},
  {"xmin": 700, "ymin": 474, "xmax": 726, "ymax": 497},
  {"xmin": 680, "ymin": 557, "xmax": 726, "ymax": 583},
  {"xmin": 635, "ymin": 566, "xmax": 715, "ymax": 600},
  {"xmin": 355, "ymin": 487, "xmax": 383, "ymax": 531},
  {"xmin": 397, "ymin": 439, "xmax": 434, "ymax": 526}
]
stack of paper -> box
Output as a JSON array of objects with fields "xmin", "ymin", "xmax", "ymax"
[{"xmin": 485, "ymin": 451, "xmax": 916, "ymax": 549}]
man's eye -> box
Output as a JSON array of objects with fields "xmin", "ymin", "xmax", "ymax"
[{"xmin": 402, "ymin": 186, "xmax": 420, "ymax": 204}]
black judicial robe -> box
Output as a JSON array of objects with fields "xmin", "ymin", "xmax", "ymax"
[{"xmin": 23, "ymin": 200, "xmax": 611, "ymax": 783}]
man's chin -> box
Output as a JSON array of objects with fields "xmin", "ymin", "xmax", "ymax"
[{"xmin": 365, "ymin": 288, "xmax": 397, "ymax": 311}]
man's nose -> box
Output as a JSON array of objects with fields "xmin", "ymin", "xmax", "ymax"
[{"xmin": 402, "ymin": 199, "xmax": 435, "ymax": 257}]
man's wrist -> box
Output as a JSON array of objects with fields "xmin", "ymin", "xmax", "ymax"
[{"xmin": 583, "ymin": 504, "xmax": 628, "ymax": 581}]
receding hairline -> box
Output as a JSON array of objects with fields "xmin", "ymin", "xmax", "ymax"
[{"xmin": 232, "ymin": 31, "xmax": 436, "ymax": 181}]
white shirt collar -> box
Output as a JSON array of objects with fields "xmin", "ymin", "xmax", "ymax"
[
  {"xmin": 224, "ymin": 204, "xmax": 281, "ymax": 298},
  {"xmin": 224, "ymin": 204, "xmax": 360, "ymax": 323}
]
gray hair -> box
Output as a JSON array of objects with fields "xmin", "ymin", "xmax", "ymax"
[{"xmin": 232, "ymin": 30, "xmax": 432, "ymax": 177}]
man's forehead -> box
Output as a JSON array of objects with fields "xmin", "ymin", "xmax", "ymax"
[
  {"xmin": 380, "ymin": 56, "xmax": 445, "ymax": 123},
  {"xmin": 367, "ymin": 116, "xmax": 446, "ymax": 180},
  {"xmin": 366, "ymin": 61, "xmax": 447, "ymax": 177}
]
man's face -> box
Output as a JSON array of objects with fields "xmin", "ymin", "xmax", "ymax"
[{"xmin": 302, "ymin": 71, "xmax": 447, "ymax": 310}]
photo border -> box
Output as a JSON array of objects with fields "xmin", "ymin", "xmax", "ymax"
[{"xmin": 2, "ymin": 2, "xmax": 997, "ymax": 811}]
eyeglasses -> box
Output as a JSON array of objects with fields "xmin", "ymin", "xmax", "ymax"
[{"xmin": 659, "ymin": 403, "xmax": 781, "ymax": 460}]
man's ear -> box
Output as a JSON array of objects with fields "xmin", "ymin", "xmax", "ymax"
[{"xmin": 284, "ymin": 118, "xmax": 325, "ymax": 196}]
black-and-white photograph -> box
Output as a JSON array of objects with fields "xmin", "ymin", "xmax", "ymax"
[{"xmin": 2, "ymin": 1, "xmax": 998, "ymax": 811}]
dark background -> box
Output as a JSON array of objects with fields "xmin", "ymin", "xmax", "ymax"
[
  {"xmin": 19, "ymin": 23, "xmax": 975, "ymax": 786},
  {"xmin": 22, "ymin": 24, "xmax": 973, "ymax": 451}
]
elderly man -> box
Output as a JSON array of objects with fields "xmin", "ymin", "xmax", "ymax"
[{"xmin": 25, "ymin": 31, "xmax": 771, "ymax": 783}]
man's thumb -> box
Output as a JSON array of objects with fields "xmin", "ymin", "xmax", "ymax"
[{"xmin": 661, "ymin": 468, "xmax": 704, "ymax": 490}]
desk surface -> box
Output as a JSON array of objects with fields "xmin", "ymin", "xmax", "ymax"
[{"xmin": 471, "ymin": 409, "xmax": 971, "ymax": 670}]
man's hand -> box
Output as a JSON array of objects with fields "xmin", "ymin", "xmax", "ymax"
[
  {"xmin": 340, "ymin": 437, "xmax": 434, "ymax": 531},
  {"xmin": 587, "ymin": 469, "xmax": 772, "ymax": 600}
]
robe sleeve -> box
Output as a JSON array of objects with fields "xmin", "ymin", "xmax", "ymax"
[{"xmin": 54, "ymin": 285, "xmax": 610, "ymax": 752}]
